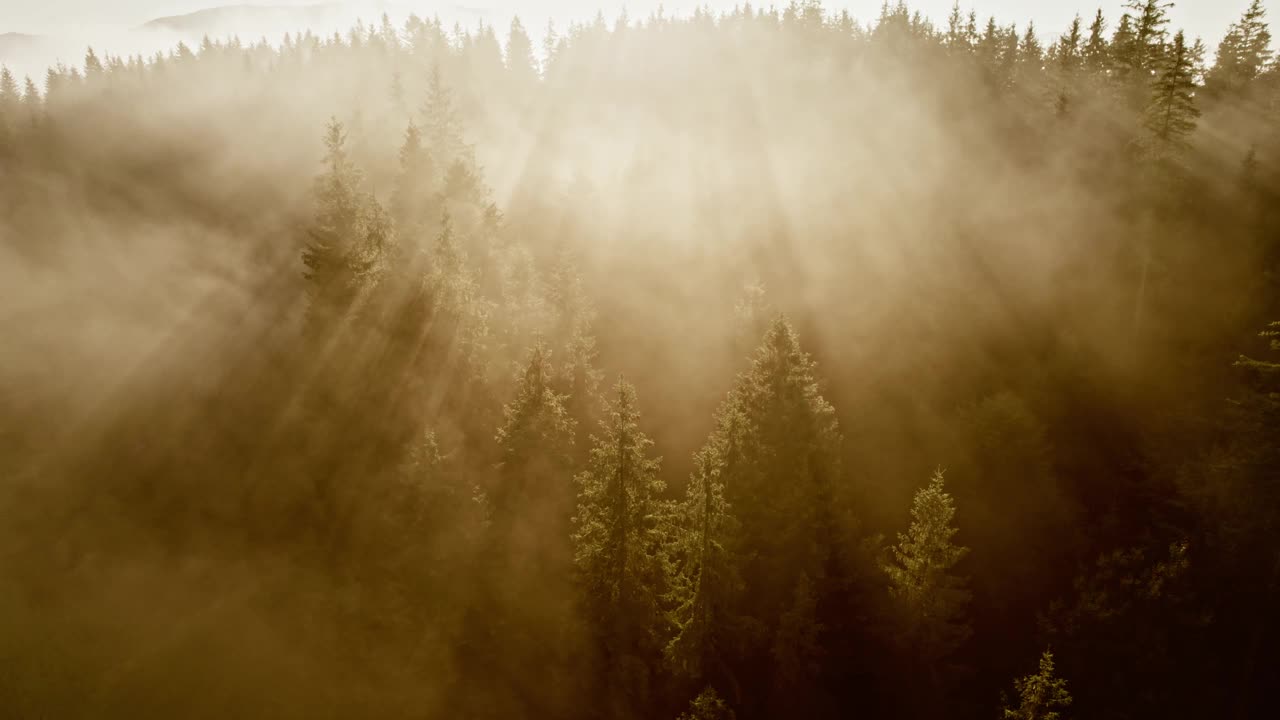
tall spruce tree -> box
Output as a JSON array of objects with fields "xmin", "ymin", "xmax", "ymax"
[
  {"xmin": 391, "ymin": 121, "xmax": 438, "ymax": 239},
  {"xmin": 302, "ymin": 119, "xmax": 390, "ymax": 338},
  {"xmin": 421, "ymin": 64, "xmax": 465, "ymax": 167},
  {"xmin": 1205, "ymin": 0, "xmax": 1273, "ymax": 99},
  {"xmin": 719, "ymin": 317, "xmax": 843, "ymax": 627},
  {"xmin": 665, "ymin": 408, "xmax": 744, "ymax": 687},
  {"xmin": 506, "ymin": 17, "xmax": 539, "ymax": 89},
  {"xmin": 1142, "ymin": 31, "xmax": 1201, "ymax": 165},
  {"xmin": 884, "ymin": 470, "xmax": 972, "ymax": 679},
  {"xmin": 1083, "ymin": 10, "xmax": 1110, "ymax": 76},
  {"xmin": 1052, "ymin": 16, "xmax": 1085, "ymax": 115},
  {"xmin": 572, "ymin": 378, "xmax": 666, "ymax": 717},
  {"xmin": 462, "ymin": 343, "xmax": 578, "ymax": 718}
]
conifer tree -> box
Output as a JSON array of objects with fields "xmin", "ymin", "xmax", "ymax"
[
  {"xmin": 1116, "ymin": 0, "xmax": 1172, "ymax": 95},
  {"xmin": 83, "ymin": 48, "xmax": 104, "ymax": 79},
  {"xmin": 543, "ymin": 19, "xmax": 562, "ymax": 78},
  {"xmin": 391, "ymin": 121, "xmax": 438, "ymax": 238},
  {"xmin": 548, "ymin": 247, "xmax": 602, "ymax": 432},
  {"xmin": 301, "ymin": 119, "xmax": 390, "ymax": 337},
  {"xmin": 573, "ymin": 379, "xmax": 666, "ymax": 713},
  {"xmin": 1019, "ymin": 22, "xmax": 1044, "ymax": 73},
  {"xmin": 1001, "ymin": 650, "xmax": 1073, "ymax": 720},
  {"xmin": 493, "ymin": 343, "xmax": 575, "ymax": 520},
  {"xmin": 665, "ymin": 408, "xmax": 744, "ymax": 683},
  {"xmin": 420, "ymin": 64, "xmax": 464, "ymax": 166},
  {"xmin": 1016, "ymin": 22, "xmax": 1046, "ymax": 96},
  {"xmin": 678, "ymin": 687, "xmax": 736, "ymax": 720},
  {"xmin": 1142, "ymin": 31, "xmax": 1201, "ymax": 165},
  {"xmin": 1052, "ymin": 16, "xmax": 1085, "ymax": 115},
  {"xmin": 573, "ymin": 378, "xmax": 664, "ymax": 620},
  {"xmin": 1083, "ymin": 10, "xmax": 1110, "ymax": 76},
  {"xmin": 21, "ymin": 76, "xmax": 40, "ymax": 122},
  {"xmin": 719, "ymin": 317, "xmax": 842, "ymax": 625},
  {"xmin": 884, "ymin": 470, "xmax": 971, "ymax": 675},
  {"xmin": 506, "ymin": 17, "xmax": 539, "ymax": 88},
  {"xmin": 463, "ymin": 344, "xmax": 578, "ymax": 717},
  {"xmin": 945, "ymin": 2, "xmax": 969, "ymax": 54},
  {"xmin": 1205, "ymin": 0, "xmax": 1273, "ymax": 98},
  {"xmin": 0, "ymin": 68, "xmax": 18, "ymax": 111},
  {"xmin": 0, "ymin": 68, "xmax": 17, "ymax": 149}
]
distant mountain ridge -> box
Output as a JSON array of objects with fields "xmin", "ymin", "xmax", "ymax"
[
  {"xmin": 141, "ymin": 4, "xmax": 351, "ymax": 35},
  {"xmin": 0, "ymin": 32, "xmax": 47, "ymax": 52},
  {"xmin": 138, "ymin": 2, "xmax": 485, "ymax": 40},
  {"xmin": 1, "ymin": 3, "xmax": 492, "ymax": 78}
]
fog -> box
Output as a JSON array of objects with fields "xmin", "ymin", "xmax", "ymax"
[{"xmin": 2, "ymin": 1, "xmax": 1279, "ymax": 719}]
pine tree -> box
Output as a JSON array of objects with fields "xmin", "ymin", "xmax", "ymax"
[
  {"xmin": 945, "ymin": 2, "xmax": 969, "ymax": 54},
  {"xmin": 548, "ymin": 246, "xmax": 602, "ymax": 432},
  {"xmin": 302, "ymin": 119, "xmax": 390, "ymax": 336},
  {"xmin": 884, "ymin": 470, "xmax": 972, "ymax": 674},
  {"xmin": 463, "ymin": 343, "xmax": 578, "ymax": 716},
  {"xmin": 573, "ymin": 379, "xmax": 666, "ymax": 713},
  {"xmin": 1142, "ymin": 31, "xmax": 1201, "ymax": 165},
  {"xmin": 1014, "ymin": 22, "xmax": 1046, "ymax": 97},
  {"xmin": 664, "ymin": 408, "xmax": 744, "ymax": 683},
  {"xmin": 1206, "ymin": 0, "xmax": 1273, "ymax": 98},
  {"xmin": 83, "ymin": 47, "xmax": 104, "ymax": 79},
  {"xmin": 494, "ymin": 343, "xmax": 576, "ymax": 519},
  {"xmin": 573, "ymin": 378, "xmax": 664, "ymax": 621},
  {"xmin": 390, "ymin": 121, "xmax": 438, "ymax": 238},
  {"xmin": 1052, "ymin": 16, "xmax": 1085, "ymax": 115},
  {"xmin": 543, "ymin": 19, "xmax": 562, "ymax": 78},
  {"xmin": 1118, "ymin": 0, "xmax": 1172, "ymax": 85},
  {"xmin": 506, "ymin": 16, "xmax": 539, "ymax": 88},
  {"xmin": 1083, "ymin": 10, "xmax": 1110, "ymax": 75},
  {"xmin": 420, "ymin": 64, "xmax": 465, "ymax": 166},
  {"xmin": 721, "ymin": 317, "xmax": 843, "ymax": 626},
  {"xmin": 0, "ymin": 68, "xmax": 17, "ymax": 107},
  {"xmin": 21, "ymin": 76, "xmax": 40, "ymax": 124},
  {"xmin": 1018, "ymin": 22, "xmax": 1044, "ymax": 74},
  {"xmin": 1001, "ymin": 650, "xmax": 1073, "ymax": 720}
]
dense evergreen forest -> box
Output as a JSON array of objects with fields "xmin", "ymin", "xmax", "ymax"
[{"xmin": 3, "ymin": 1, "xmax": 1280, "ymax": 717}]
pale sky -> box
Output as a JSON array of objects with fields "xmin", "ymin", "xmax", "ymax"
[{"xmin": 0, "ymin": 1, "xmax": 1261, "ymax": 49}]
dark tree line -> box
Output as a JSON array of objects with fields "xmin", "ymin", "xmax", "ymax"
[{"xmin": 3, "ymin": 2, "xmax": 1280, "ymax": 719}]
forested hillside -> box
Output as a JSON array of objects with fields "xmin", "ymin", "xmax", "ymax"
[{"xmin": 2, "ymin": 2, "xmax": 1279, "ymax": 718}]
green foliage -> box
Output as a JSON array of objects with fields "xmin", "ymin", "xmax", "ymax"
[
  {"xmin": 1001, "ymin": 650, "xmax": 1072, "ymax": 720},
  {"xmin": 390, "ymin": 121, "xmax": 438, "ymax": 237},
  {"xmin": 506, "ymin": 17, "xmax": 539, "ymax": 87},
  {"xmin": 1206, "ymin": 0, "xmax": 1273, "ymax": 98},
  {"xmin": 1142, "ymin": 32, "xmax": 1201, "ymax": 165},
  {"xmin": 302, "ymin": 119, "xmax": 391, "ymax": 336},
  {"xmin": 572, "ymin": 379, "xmax": 665, "ymax": 641},
  {"xmin": 420, "ymin": 64, "xmax": 465, "ymax": 166},
  {"xmin": 1083, "ymin": 10, "xmax": 1110, "ymax": 74},
  {"xmin": 884, "ymin": 470, "xmax": 971, "ymax": 666},
  {"xmin": 496, "ymin": 343, "xmax": 576, "ymax": 492},
  {"xmin": 664, "ymin": 410, "xmax": 743, "ymax": 680},
  {"xmin": 678, "ymin": 686, "xmax": 736, "ymax": 720}
]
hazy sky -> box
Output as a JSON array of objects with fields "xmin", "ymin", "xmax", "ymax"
[{"xmin": 0, "ymin": 1, "xmax": 1260, "ymax": 49}]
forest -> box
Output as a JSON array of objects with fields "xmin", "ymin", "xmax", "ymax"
[{"xmin": 1, "ymin": 1, "xmax": 1279, "ymax": 718}]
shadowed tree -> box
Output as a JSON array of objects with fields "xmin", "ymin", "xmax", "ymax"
[
  {"xmin": 1142, "ymin": 31, "xmax": 1201, "ymax": 167},
  {"xmin": 1205, "ymin": 0, "xmax": 1273, "ymax": 99},
  {"xmin": 885, "ymin": 469, "xmax": 971, "ymax": 700},
  {"xmin": 678, "ymin": 686, "xmax": 737, "ymax": 720},
  {"xmin": 573, "ymin": 378, "xmax": 665, "ymax": 718},
  {"xmin": 1001, "ymin": 650, "xmax": 1072, "ymax": 720}
]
